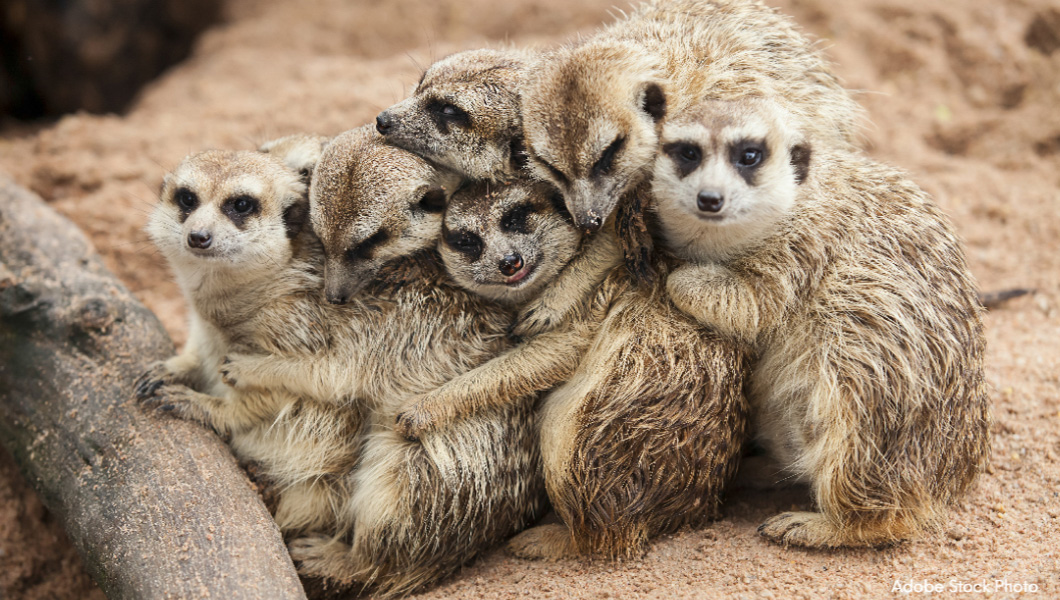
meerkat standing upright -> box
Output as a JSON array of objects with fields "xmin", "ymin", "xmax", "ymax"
[
  {"xmin": 376, "ymin": 48, "xmax": 538, "ymax": 182},
  {"xmin": 652, "ymin": 97, "xmax": 989, "ymax": 548},
  {"xmin": 395, "ymin": 179, "xmax": 751, "ymax": 560},
  {"xmin": 521, "ymin": 0, "xmax": 863, "ymax": 234}
]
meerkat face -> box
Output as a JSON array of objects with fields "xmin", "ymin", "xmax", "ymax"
[
  {"xmin": 521, "ymin": 41, "xmax": 666, "ymax": 233},
  {"xmin": 440, "ymin": 180, "xmax": 580, "ymax": 305},
  {"xmin": 651, "ymin": 99, "xmax": 812, "ymax": 262},
  {"xmin": 376, "ymin": 49, "xmax": 533, "ymax": 181},
  {"xmin": 147, "ymin": 150, "xmax": 307, "ymax": 279},
  {"xmin": 310, "ymin": 126, "xmax": 460, "ymax": 304},
  {"xmin": 259, "ymin": 134, "xmax": 330, "ymax": 187}
]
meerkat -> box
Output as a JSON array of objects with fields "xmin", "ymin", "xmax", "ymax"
[
  {"xmin": 376, "ymin": 48, "xmax": 538, "ymax": 182},
  {"xmin": 651, "ymin": 97, "xmax": 990, "ymax": 548},
  {"xmin": 135, "ymin": 147, "xmax": 362, "ymax": 536},
  {"xmin": 216, "ymin": 125, "xmax": 547, "ymax": 597},
  {"xmin": 393, "ymin": 178, "xmax": 750, "ymax": 560},
  {"xmin": 520, "ymin": 0, "xmax": 863, "ymax": 235}
]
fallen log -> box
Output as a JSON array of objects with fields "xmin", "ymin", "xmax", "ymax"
[{"xmin": 0, "ymin": 175, "xmax": 306, "ymax": 599}]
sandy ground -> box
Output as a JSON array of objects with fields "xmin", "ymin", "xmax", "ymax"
[{"xmin": 1, "ymin": 0, "xmax": 1059, "ymax": 597}]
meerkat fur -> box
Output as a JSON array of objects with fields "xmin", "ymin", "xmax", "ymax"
[{"xmin": 653, "ymin": 97, "xmax": 990, "ymax": 548}]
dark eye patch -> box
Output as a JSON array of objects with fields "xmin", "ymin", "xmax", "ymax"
[
  {"xmin": 729, "ymin": 139, "xmax": 768, "ymax": 185},
  {"xmin": 591, "ymin": 136, "xmax": 625, "ymax": 179},
  {"xmin": 418, "ymin": 188, "xmax": 447, "ymax": 213},
  {"xmin": 426, "ymin": 99, "xmax": 471, "ymax": 134},
  {"xmin": 222, "ymin": 194, "xmax": 260, "ymax": 228},
  {"xmin": 347, "ymin": 229, "xmax": 390, "ymax": 261},
  {"xmin": 500, "ymin": 202, "xmax": 534, "ymax": 234},
  {"xmin": 442, "ymin": 224, "xmax": 484, "ymax": 260},
  {"xmin": 662, "ymin": 142, "xmax": 702, "ymax": 178},
  {"xmin": 173, "ymin": 187, "xmax": 198, "ymax": 222},
  {"xmin": 547, "ymin": 189, "xmax": 575, "ymax": 225}
]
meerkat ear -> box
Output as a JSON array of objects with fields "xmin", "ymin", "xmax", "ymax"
[
  {"xmin": 790, "ymin": 143, "xmax": 812, "ymax": 184},
  {"xmin": 640, "ymin": 83, "xmax": 667, "ymax": 122},
  {"xmin": 283, "ymin": 199, "xmax": 310, "ymax": 239}
]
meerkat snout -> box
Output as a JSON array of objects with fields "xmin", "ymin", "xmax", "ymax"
[
  {"xmin": 696, "ymin": 190, "xmax": 725, "ymax": 213},
  {"xmin": 187, "ymin": 230, "xmax": 212, "ymax": 249},
  {"xmin": 375, "ymin": 112, "xmax": 393, "ymax": 134}
]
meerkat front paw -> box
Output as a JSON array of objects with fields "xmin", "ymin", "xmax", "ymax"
[
  {"xmin": 393, "ymin": 397, "xmax": 453, "ymax": 441},
  {"xmin": 507, "ymin": 524, "xmax": 578, "ymax": 561},
  {"xmin": 510, "ymin": 303, "xmax": 567, "ymax": 338},
  {"xmin": 138, "ymin": 384, "xmax": 215, "ymax": 427},
  {"xmin": 134, "ymin": 361, "xmax": 178, "ymax": 401},
  {"xmin": 219, "ymin": 354, "xmax": 257, "ymax": 390}
]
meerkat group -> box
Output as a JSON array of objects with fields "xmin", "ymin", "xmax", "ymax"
[{"xmin": 139, "ymin": 0, "xmax": 989, "ymax": 595}]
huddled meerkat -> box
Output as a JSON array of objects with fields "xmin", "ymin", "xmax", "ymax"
[
  {"xmin": 376, "ymin": 48, "xmax": 538, "ymax": 182},
  {"xmin": 136, "ymin": 147, "xmax": 362, "ymax": 536},
  {"xmin": 520, "ymin": 0, "xmax": 863, "ymax": 234},
  {"xmin": 218, "ymin": 125, "xmax": 547, "ymax": 597},
  {"xmin": 652, "ymin": 97, "xmax": 990, "ymax": 548},
  {"xmin": 394, "ymin": 178, "xmax": 751, "ymax": 560}
]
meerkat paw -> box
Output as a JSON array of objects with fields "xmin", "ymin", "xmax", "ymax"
[
  {"xmin": 134, "ymin": 361, "xmax": 178, "ymax": 401},
  {"xmin": 510, "ymin": 303, "xmax": 566, "ymax": 338},
  {"xmin": 759, "ymin": 511, "xmax": 874, "ymax": 548},
  {"xmin": 289, "ymin": 534, "xmax": 357, "ymax": 583},
  {"xmin": 508, "ymin": 524, "xmax": 578, "ymax": 561},
  {"xmin": 394, "ymin": 398, "xmax": 453, "ymax": 441},
  {"xmin": 139, "ymin": 384, "xmax": 220, "ymax": 430},
  {"xmin": 218, "ymin": 354, "xmax": 257, "ymax": 390}
]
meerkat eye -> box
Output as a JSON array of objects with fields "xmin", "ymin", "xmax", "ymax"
[
  {"xmin": 731, "ymin": 141, "xmax": 766, "ymax": 169},
  {"xmin": 444, "ymin": 230, "xmax": 484, "ymax": 259},
  {"xmin": 591, "ymin": 136, "xmax": 626, "ymax": 178},
  {"xmin": 547, "ymin": 190, "xmax": 575, "ymax": 224},
  {"xmin": 174, "ymin": 188, "xmax": 198, "ymax": 211},
  {"xmin": 417, "ymin": 188, "xmax": 447, "ymax": 213},
  {"xmin": 501, "ymin": 203, "xmax": 534, "ymax": 234},
  {"xmin": 662, "ymin": 142, "xmax": 702, "ymax": 177},
  {"xmin": 348, "ymin": 229, "xmax": 390, "ymax": 261},
  {"xmin": 427, "ymin": 100, "xmax": 471, "ymax": 129},
  {"xmin": 229, "ymin": 195, "xmax": 259, "ymax": 214}
]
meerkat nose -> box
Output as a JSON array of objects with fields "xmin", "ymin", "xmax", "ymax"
[
  {"xmin": 580, "ymin": 212, "xmax": 603, "ymax": 233},
  {"xmin": 498, "ymin": 253, "xmax": 524, "ymax": 276},
  {"xmin": 696, "ymin": 191, "xmax": 725, "ymax": 213},
  {"xmin": 187, "ymin": 230, "xmax": 212, "ymax": 249},
  {"xmin": 376, "ymin": 112, "xmax": 393, "ymax": 134}
]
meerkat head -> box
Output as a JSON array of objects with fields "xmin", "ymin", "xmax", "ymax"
[
  {"xmin": 651, "ymin": 98, "xmax": 812, "ymax": 262},
  {"xmin": 310, "ymin": 125, "xmax": 461, "ymax": 304},
  {"xmin": 147, "ymin": 150, "xmax": 308, "ymax": 281},
  {"xmin": 259, "ymin": 134, "xmax": 330, "ymax": 187},
  {"xmin": 376, "ymin": 48, "xmax": 535, "ymax": 181},
  {"xmin": 440, "ymin": 179, "xmax": 581, "ymax": 305},
  {"xmin": 521, "ymin": 40, "xmax": 666, "ymax": 233}
]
